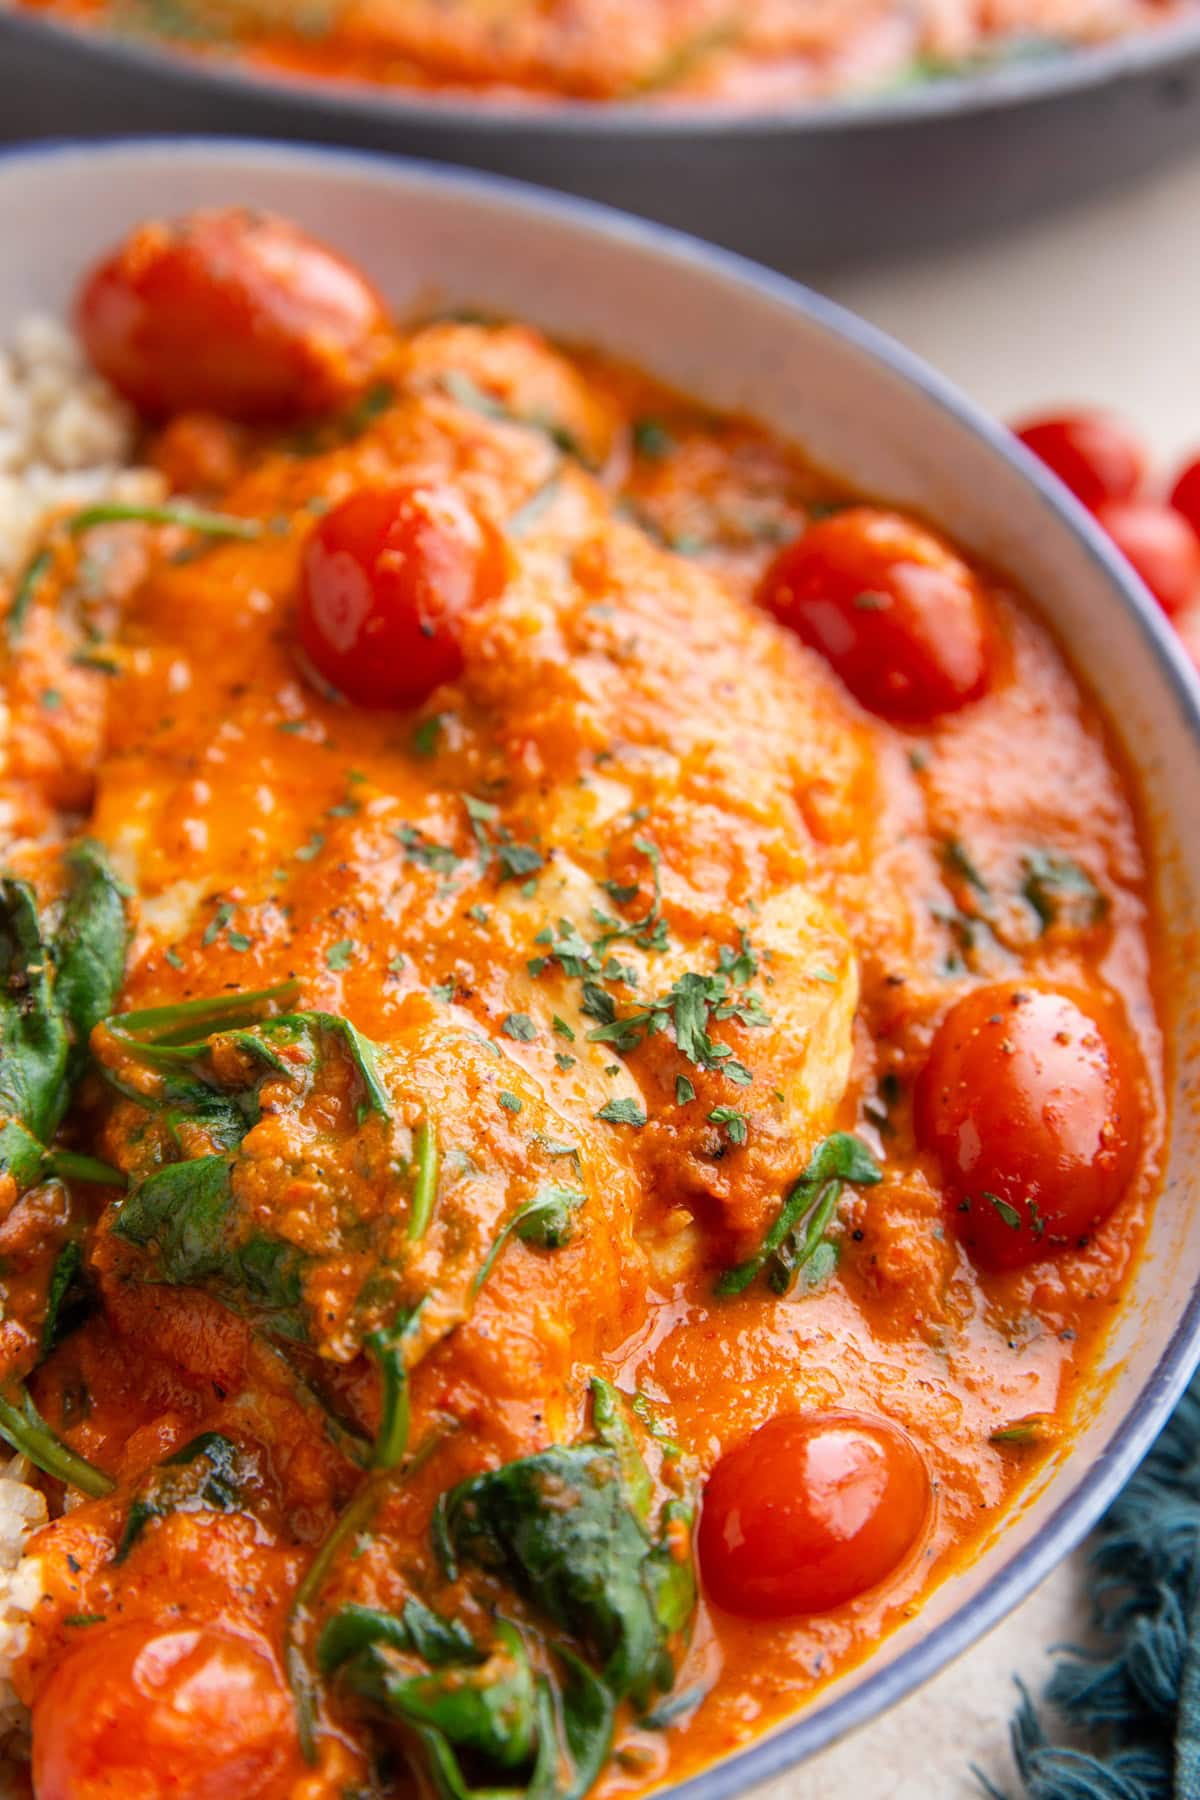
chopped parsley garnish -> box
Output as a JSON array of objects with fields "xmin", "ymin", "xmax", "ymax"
[
  {"xmin": 596, "ymin": 1098, "xmax": 647, "ymax": 1127},
  {"xmin": 202, "ymin": 903, "xmax": 234, "ymax": 947},
  {"xmin": 498, "ymin": 1091, "xmax": 523, "ymax": 1114},
  {"xmin": 430, "ymin": 982, "xmax": 455, "ymax": 1004},
  {"xmin": 502, "ymin": 1013, "xmax": 537, "ymax": 1042},
  {"xmin": 632, "ymin": 417, "xmax": 675, "ymax": 460},
  {"xmin": 985, "ymin": 1192, "xmax": 1023, "ymax": 1230},
  {"xmin": 708, "ymin": 1106, "xmax": 747, "ymax": 1145},
  {"xmin": 552, "ymin": 1015, "xmax": 576, "ymax": 1041},
  {"xmin": 412, "ymin": 714, "xmax": 443, "ymax": 757},
  {"xmin": 294, "ymin": 832, "xmax": 325, "ymax": 863},
  {"xmin": 397, "ymin": 825, "xmax": 458, "ymax": 874},
  {"xmin": 675, "ymin": 1075, "xmax": 695, "ymax": 1106},
  {"xmin": 463, "ymin": 795, "xmax": 544, "ymax": 884},
  {"xmin": 326, "ymin": 939, "xmax": 355, "ymax": 972},
  {"xmin": 555, "ymin": 1052, "xmax": 576, "ymax": 1072}
]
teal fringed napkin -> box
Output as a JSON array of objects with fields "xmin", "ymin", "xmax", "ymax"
[{"xmin": 982, "ymin": 1377, "xmax": 1200, "ymax": 1799}]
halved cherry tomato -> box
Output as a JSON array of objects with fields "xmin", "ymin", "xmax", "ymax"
[
  {"xmin": 76, "ymin": 210, "xmax": 387, "ymax": 421},
  {"xmin": 756, "ymin": 507, "xmax": 991, "ymax": 722},
  {"xmin": 698, "ymin": 1411, "xmax": 929, "ymax": 1617},
  {"xmin": 1170, "ymin": 456, "xmax": 1200, "ymax": 539},
  {"xmin": 32, "ymin": 1622, "xmax": 302, "ymax": 1800},
  {"xmin": 1094, "ymin": 500, "xmax": 1200, "ymax": 618},
  {"xmin": 297, "ymin": 482, "xmax": 507, "ymax": 708},
  {"xmin": 1015, "ymin": 412, "xmax": 1146, "ymax": 509},
  {"xmin": 915, "ymin": 983, "xmax": 1141, "ymax": 1270}
]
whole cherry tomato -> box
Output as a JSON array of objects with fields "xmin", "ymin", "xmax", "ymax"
[
  {"xmin": 756, "ymin": 507, "xmax": 991, "ymax": 722},
  {"xmin": 1093, "ymin": 500, "xmax": 1200, "ymax": 618},
  {"xmin": 76, "ymin": 209, "xmax": 387, "ymax": 421},
  {"xmin": 915, "ymin": 983, "xmax": 1142, "ymax": 1270},
  {"xmin": 698, "ymin": 1411, "xmax": 929, "ymax": 1617},
  {"xmin": 297, "ymin": 482, "xmax": 507, "ymax": 708},
  {"xmin": 1015, "ymin": 412, "xmax": 1146, "ymax": 509},
  {"xmin": 32, "ymin": 1622, "xmax": 303, "ymax": 1800}
]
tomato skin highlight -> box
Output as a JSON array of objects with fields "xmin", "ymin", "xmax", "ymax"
[
  {"xmin": 756, "ymin": 507, "xmax": 991, "ymax": 722},
  {"xmin": 76, "ymin": 209, "xmax": 387, "ymax": 422},
  {"xmin": 915, "ymin": 983, "xmax": 1142, "ymax": 1271},
  {"xmin": 1015, "ymin": 412, "xmax": 1146, "ymax": 509},
  {"xmin": 1093, "ymin": 500, "xmax": 1200, "ymax": 618},
  {"xmin": 698, "ymin": 1411, "xmax": 930, "ymax": 1617},
  {"xmin": 297, "ymin": 482, "xmax": 508, "ymax": 708},
  {"xmin": 31, "ymin": 1621, "xmax": 303, "ymax": 1800}
]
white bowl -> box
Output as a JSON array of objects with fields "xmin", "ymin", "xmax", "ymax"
[{"xmin": 2, "ymin": 135, "xmax": 1198, "ymax": 1799}]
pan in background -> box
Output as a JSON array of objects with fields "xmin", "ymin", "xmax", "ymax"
[{"xmin": 0, "ymin": 5, "xmax": 1199, "ymax": 270}]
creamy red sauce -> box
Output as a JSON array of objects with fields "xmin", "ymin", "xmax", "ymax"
[
  {"xmin": 0, "ymin": 211, "xmax": 1164, "ymax": 1800},
  {"xmin": 13, "ymin": 0, "xmax": 1192, "ymax": 106}
]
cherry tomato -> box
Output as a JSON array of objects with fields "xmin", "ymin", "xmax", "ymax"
[
  {"xmin": 915, "ymin": 983, "xmax": 1141, "ymax": 1270},
  {"xmin": 32, "ymin": 1622, "xmax": 302, "ymax": 1800},
  {"xmin": 756, "ymin": 507, "xmax": 991, "ymax": 722},
  {"xmin": 297, "ymin": 482, "xmax": 507, "ymax": 708},
  {"xmin": 1015, "ymin": 412, "xmax": 1146, "ymax": 509},
  {"xmin": 76, "ymin": 209, "xmax": 387, "ymax": 422},
  {"xmin": 1169, "ymin": 455, "xmax": 1200, "ymax": 538},
  {"xmin": 698, "ymin": 1411, "xmax": 929, "ymax": 1617},
  {"xmin": 1093, "ymin": 500, "xmax": 1200, "ymax": 618}
]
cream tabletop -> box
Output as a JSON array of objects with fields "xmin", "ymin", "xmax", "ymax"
[{"xmin": 761, "ymin": 147, "xmax": 1200, "ymax": 1799}]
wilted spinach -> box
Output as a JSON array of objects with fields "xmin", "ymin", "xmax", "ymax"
[
  {"xmin": 0, "ymin": 841, "xmax": 129, "ymax": 1152},
  {"xmin": 435, "ymin": 1378, "xmax": 695, "ymax": 1710},
  {"xmin": 115, "ymin": 1430, "xmax": 243, "ymax": 1562},
  {"xmin": 716, "ymin": 1132, "xmax": 881, "ymax": 1297},
  {"xmin": 1021, "ymin": 849, "xmax": 1108, "ymax": 935},
  {"xmin": 112, "ymin": 1154, "xmax": 310, "ymax": 1341}
]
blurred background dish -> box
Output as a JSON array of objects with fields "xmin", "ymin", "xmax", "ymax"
[{"xmin": 1, "ymin": 2, "xmax": 1199, "ymax": 268}]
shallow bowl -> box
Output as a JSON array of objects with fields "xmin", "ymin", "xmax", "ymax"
[
  {"xmin": 2, "ymin": 135, "xmax": 1199, "ymax": 1795},
  {"xmin": 2, "ymin": 8, "xmax": 1200, "ymax": 268}
]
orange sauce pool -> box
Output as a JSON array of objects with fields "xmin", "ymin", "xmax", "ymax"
[
  {"xmin": 0, "ymin": 214, "xmax": 1165, "ymax": 1798},
  {"xmin": 11, "ymin": 0, "xmax": 1191, "ymax": 107}
]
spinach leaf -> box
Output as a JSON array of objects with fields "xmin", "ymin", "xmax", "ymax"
[
  {"xmin": 0, "ymin": 1383, "xmax": 113, "ymax": 1497},
  {"xmin": 53, "ymin": 841, "xmax": 131, "ymax": 1078},
  {"xmin": 112, "ymin": 1155, "xmax": 308, "ymax": 1341},
  {"xmin": 114, "ymin": 1430, "xmax": 242, "ymax": 1562},
  {"xmin": 1022, "ymin": 850, "xmax": 1108, "ymax": 934},
  {"xmin": 716, "ymin": 1132, "xmax": 881, "ymax": 1297},
  {"xmin": 0, "ymin": 844, "xmax": 129, "ymax": 1203},
  {"xmin": 0, "ymin": 877, "xmax": 69, "ymax": 1144},
  {"xmin": 324, "ymin": 1610, "xmax": 537, "ymax": 1771},
  {"xmin": 366, "ymin": 1302, "xmax": 425, "ymax": 1470},
  {"xmin": 436, "ymin": 1412, "xmax": 690, "ymax": 1705},
  {"xmin": 474, "ymin": 1185, "xmax": 585, "ymax": 1294},
  {"xmin": 320, "ymin": 1604, "xmax": 613, "ymax": 1800},
  {"xmin": 42, "ymin": 1240, "xmax": 84, "ymax": 1356}
]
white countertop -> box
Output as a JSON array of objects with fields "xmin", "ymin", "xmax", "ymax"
[{"xmin": 766, "ymin": 146, "xmax": 1200, "ymax": 1799}]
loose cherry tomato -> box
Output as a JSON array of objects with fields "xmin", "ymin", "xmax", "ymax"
[
  {"xmin": 915, "ymin": 983, "xmax": 1141, "ymax": 1270},
  {"xmin": 1093, "ymin": 500, "xmax": 1200, "ymax": 618},
  {"xmin": 76, "ymin": 209, "xmax": 387, "ymax": 421},
  {"xmin": 1015, "ymin": 412, "xmax": 1146, "ymax": 509},
  {"xmin": 297, "ymin": 482, "xmax": 507, "ymax": 708},
  {"xmin": 1169, "ymin": 455, "xmax": 1200, "ymax": 538},
  {"xmin": 32, "ymin": 1622, "xmax": 302, "ymax": 1800},
  {"xmin": 698, "ymin": 1411, "xmax": 929, "ymax": 1617},
  {"xmin": 756, "ymin": 507, "xmax": 990, "ymax": 721}
]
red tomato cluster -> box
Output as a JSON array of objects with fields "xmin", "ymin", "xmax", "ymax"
[{"xmin": 1014, "ymin": 411, "xmax": 1200, "ymax": 637}]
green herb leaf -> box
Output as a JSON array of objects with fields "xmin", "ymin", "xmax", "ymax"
[
  {"xmin": 114, "ymin": 1431, "xmax": 242, "ymax": 1562},
  {"xmin": 596, "ymin": 1098, "xmax": 646, "ymax": 1128},
  {"xmin": 0, "ymin": 1383, "xmax": 113, "ymax": 1497},
  {"xmin": 1021, "ymin": 849, "xmax": 1108, "ymax": 934},
  {"xmin": 716, "ymin": 1132, "xmax": 881, "ymax": 1297}
]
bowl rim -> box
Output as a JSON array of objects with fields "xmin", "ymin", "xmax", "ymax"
[
  {"xmin": 3, "ymin": 129, "xmax": 1200, "ymax": 1793},
  {"xmin": 2, "ymin": 2, "xmax": 1200, "ymax": 137}
]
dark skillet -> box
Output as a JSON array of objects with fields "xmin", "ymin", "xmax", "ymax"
[{"xmin": 1, "ymin": 5, "xmax": 1199, "ymax": 271}]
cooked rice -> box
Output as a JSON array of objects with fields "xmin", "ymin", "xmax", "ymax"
[
  {"xmin": 0, "ymin": 312, "xmax": 160, "ymax": 1771},
  {"xmin": 0, "ymin": 312, "xmax": 163, "ymax": 583}
]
